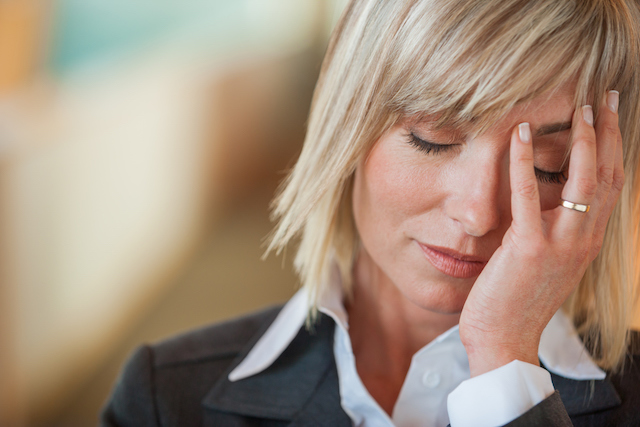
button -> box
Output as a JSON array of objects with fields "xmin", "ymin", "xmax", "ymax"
[{"xmin": 422, "ymin": 370, "xmax": 441, "ymax": 388}]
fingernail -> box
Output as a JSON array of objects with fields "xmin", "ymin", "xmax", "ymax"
[
  {"xmin": 518, "ymin": 122, "xmax": 531, "ymax": 143},
  {"xmin": 582, "ymin": 105, "xmax": 594, "ymax": 126},
  {"xmin": 607, "ymin": 90, "xmax": 619, "ymax": 113}
]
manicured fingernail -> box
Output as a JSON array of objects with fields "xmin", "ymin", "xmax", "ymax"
[
  {"xmin": 607, "ymin": 90, "xmax": 619, "ymax": 113},
  {"xmin": 518, "ymin": 122, "xmax": 531, "ymax": 143},
  {"xmin": 582, "ymin": 105, "xmax": 594, "ymax": 126}
]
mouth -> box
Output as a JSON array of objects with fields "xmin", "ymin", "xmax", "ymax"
[{"xmin": 417, "ymin": 242, "xmax": 487, "ymax": 279}]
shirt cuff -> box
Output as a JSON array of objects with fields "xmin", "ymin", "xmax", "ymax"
[{"xmin": 447, "ymin": 360, "xmax": 555, "ymax": 427}]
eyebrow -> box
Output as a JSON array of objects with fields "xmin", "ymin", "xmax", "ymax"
[{"xmin": 535, "ymin": 121, "xmax": 572, "ymax": 137}]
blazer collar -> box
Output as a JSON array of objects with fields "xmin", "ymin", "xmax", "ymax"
[
  {"xmin": 202, "ymin": 312, "xmax": 622, "ymax": 423},
  {"xmin": 202, "ymin": 313, "xmax": 351, "ymax": 425},
  {"xmin": 550, "ymin": 371, "xmax": 621, "ymax": 416},
  {"xmin": 545, "ymin": 332, "xmax": 640, "ymax": 416}
]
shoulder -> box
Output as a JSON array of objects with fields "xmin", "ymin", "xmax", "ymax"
[
  {"xmin": 100, "ymin": 305, "xmax": 283, "ymax": 427},
  {"xmin": 602, "ymin": 331, "xmax": 640, "ymax": 423},
  {"xmin": 152, "ymin": 304, "xmax": 282, "ymax": 367},
  {"xmin": 609, "ymin": 330, "xmax": 640, "ymax": 396},
  {"xmin": 565, "ymin": 330, "xmax": 640, "ymax": 427}
]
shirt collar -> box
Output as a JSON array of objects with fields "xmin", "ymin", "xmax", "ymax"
[
  {"xmin": 539, "ymin": 308, "xmax": 606, "ymax": 379},
  {"xmin": 229, "ymin": 277, "xmax": 605, "ymax": 382}
]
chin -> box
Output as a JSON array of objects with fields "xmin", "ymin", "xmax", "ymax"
[{"xmin": 401, "ymin": 275, "xmax": 472, "ymax": 314}]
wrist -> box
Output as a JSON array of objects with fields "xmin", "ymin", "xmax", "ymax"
[{"xmin": 465, "ymin": 342, "xmax": 540, "ymax": 377}]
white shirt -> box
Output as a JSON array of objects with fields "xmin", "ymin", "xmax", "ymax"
[{"xmin": 229, "ymin": 278, "xmax": 605, "ymax": 427}]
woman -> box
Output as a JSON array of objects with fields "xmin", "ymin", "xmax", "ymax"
[{"xmin": 102, "ymin": 0, "xmax": 640, "ymax": 426}]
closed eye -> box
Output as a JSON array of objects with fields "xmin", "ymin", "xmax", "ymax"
[
  {"xmin": 408, "ymin": 131, "xmax": 568, "ymax": 185},
  {"xmin": 407, "ymin": 133, "xmax": 456, "ymax": 154},
  {"xmin": 534, "ymin": 168, "xmax": 567, "ymax": 185}
]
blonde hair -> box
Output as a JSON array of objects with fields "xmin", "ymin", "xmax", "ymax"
[{"xmin": 268, "ymin": 0, "xmax": 640, "ymax": 371}]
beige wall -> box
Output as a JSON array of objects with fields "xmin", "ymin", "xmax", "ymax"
[
  {"xmin": 0, "ymin": 2, "xmax": 339, "ymax": 425},
  {"xmin": 3, "ymin": 60, "xmax": 218, "ymax": 422}
]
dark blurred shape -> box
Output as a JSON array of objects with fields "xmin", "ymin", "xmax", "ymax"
[{"xmin": 207, "ymin": 52, "xmax": 319, "ymax": 208}]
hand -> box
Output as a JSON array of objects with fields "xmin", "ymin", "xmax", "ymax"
[{"xmin": 459, "ymin": 91, "xmax": 624, "ymax": 377}]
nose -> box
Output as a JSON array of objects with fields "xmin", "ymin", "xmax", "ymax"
[{"xmin": 446, "ymin": 154, "xmax": 508, "ymax": 237}]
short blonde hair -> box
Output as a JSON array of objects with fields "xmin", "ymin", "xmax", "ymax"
[{"xmin": 268, "ymin": 0, "xmax": 640, "ymax": 371}]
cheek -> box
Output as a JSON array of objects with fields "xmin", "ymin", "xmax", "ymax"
[{"xmin": 353, "ymin": 142, "xmax": 444, "ymax": 242}]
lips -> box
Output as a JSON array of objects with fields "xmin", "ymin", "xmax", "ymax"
[{"xmin": 417, "ymin": 243, "xmax": 487, "ymax": 279}]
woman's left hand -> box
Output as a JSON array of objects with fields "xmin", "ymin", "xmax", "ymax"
[{"xmin": 459, "ymin": 91, "xmax": 624, "ymax": 377}]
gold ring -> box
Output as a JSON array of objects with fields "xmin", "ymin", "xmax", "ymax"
[{"xmin": 560, "ymin": 199, "xmax": 590, "ymax": 213}]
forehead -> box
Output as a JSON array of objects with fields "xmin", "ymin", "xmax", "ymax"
[
  {"xmin": 403, "ymin": 80, "xmax": 577, "ymax": 139},
  {"xmin": 511, "ymin": 83, "xmax": 574, "ymax": 118},
  {"xmin": 497, "ymin": 85, "xmax": 574, "ymax": 133},
  {"xmin": 451, "ymin": 82, "xmax": 576, "ymax": 136}
]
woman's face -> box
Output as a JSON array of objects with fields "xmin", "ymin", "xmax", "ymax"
[{"xmin": 352, "ymin": 88, "xmax": 575, "ymax": 314}]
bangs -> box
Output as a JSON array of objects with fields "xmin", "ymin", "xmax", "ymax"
[{"xmin": 381, "ymin": 0, "xmax": 639, "ymax": 135}]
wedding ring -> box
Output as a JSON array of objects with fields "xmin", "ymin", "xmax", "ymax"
[{"xmin": 560, "ymin": 199, "xmax": 590, "ymax": 213}]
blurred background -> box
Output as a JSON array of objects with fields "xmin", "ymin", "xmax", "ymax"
[
  {"xmin": 1, "ymin": 1, "xmax": 639, "ymax": 426},
  {"xmin": 0, "ymin": 0, "xmax": 346, "ymax": 425}
]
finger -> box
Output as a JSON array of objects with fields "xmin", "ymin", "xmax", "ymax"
[
  {"xmin": 510, "ymin": 123, "xmax": 542, "ymax": 235},
  {"xmin": 558, "ymin": 105, "xmax": 598, "ymax": 232},
  {"xmin": 613, "ymin": 118, "xmax": 625, "ymax": 196},
  {"xmin": 589, "ymin": 122, "xmax": 625, "ymax": 261},
  {"xmin": 588, "ymin": 91, "xmax": 622, "ymax": 260},
  {"xmin": 591, "ymin": 91, "xmax": 620, "ymax": 212}
]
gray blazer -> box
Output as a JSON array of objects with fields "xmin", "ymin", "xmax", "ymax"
[{"xmin": 101, "ymin": 306, "xmax": 640, "ymax": 426}]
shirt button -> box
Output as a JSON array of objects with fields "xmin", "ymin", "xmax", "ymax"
[{"xmin": 422, "ymin": 370, "xmax": 441, "ymax": 388}]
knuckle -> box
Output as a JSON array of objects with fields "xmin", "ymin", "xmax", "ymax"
[
  {"xmin": 514, "ymin": 179, "xmax": 539, "ymax": 200},
  {"xmin": 612, "ymin": 169, "xmax": 626, "ymax": 193},
  {"xmin": 516, "ymin": 152, "xmax": 534, "ymax": 166},
  {"xmin": 602, "ymin": 123, "xmax": 619, "ymax": 140},
  {"xmin": 597, "ymin": 164, "xmax": 614, "ymax": 187},
  {"xmin": 515, "ymin": 153, "xmax": 534, "ymax": 170},
  {"xmin": 576, "ymin": 176, "xmax": 598, "ymax": 197},
  {"xmin": 577, "ymin": 132, "xmax": 597, "ymax": 148}
]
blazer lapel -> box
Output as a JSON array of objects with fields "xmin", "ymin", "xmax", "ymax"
[
  {"xmin": 288, "ymin": 361, "xmax": 352, "ymax": 427},
  {"xmin": 202, "ymin": 314, "xmax": 351, "ymax": 425},
  {"xmin": 551, "ymin": 372, "xmax": 621, "ymax": 417}
]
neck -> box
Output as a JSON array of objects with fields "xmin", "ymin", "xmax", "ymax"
[{"xmin": 345, "ymin": 249, "xmax": 460, "ymax": 415}]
